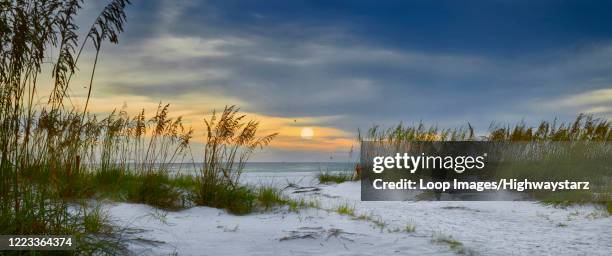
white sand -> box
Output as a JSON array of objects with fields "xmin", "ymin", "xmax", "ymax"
[{"xmin": 106, "ymin": 172, "xmax": 611, "ymax": 255}]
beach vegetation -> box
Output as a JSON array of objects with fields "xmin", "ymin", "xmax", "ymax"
[
  {"xmin": 404, "ymin": 223, "xmax": 416, "ymax": 233},
  {"xmin": 317, "ymin": 171, "xmax": 357, "ymax": 184},
  {"xmin": 364, "ymin": 114, "xmax": 611, "ymax": 207},
  {"xmin": 353, "ymin": 213, "xmax": 372, "ymax": 221},
  {"xmin": 287, "ymin": 197, "xmax": 320, "ymax": 212},
  {"xmin": 361, "ymin": 114, "xmax": 610, "ymax": 143},
  {"xmin": 194, "ymin": 105, "xmax": 277, "ymax": 214},
  {"xmin": 432, "ymin": 233, "xmax": 463, "ymax": 250},
  {"xmin": 371, "ymin": 217, "xmax": 387, "ymax": 231},
  {"xmin": 0, "ymin": 0, "xmax": 131, "ymax": 253},
  {"xmin": 0, "ymin": 1, "xmax": 286, "ymax": 253},
  {"xmin": 257, "ymin": 186, "xmax": 285, "ymax": 210},
  {"xmin": 336, "ymin": 202, "xmax": 356, "ymax": 216}
]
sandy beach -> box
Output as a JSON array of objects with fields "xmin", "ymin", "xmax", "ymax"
[{"xmin": 107, "ymin": 172, "xmax": 611, "ymax": 255}]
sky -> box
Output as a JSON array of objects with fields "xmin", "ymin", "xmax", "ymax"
[{"xmin": 66, "ymin": 0, "xmax": 612, "ymax": 162}]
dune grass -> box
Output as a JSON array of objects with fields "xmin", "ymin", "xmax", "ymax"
[
  {"xmin": 317, "ymin": 171, "xmax": 357, "ymax": 184},
  {"xmin": 257, "ymin": 187, "xmax": 286, "ymax": 210},
  {"xmin": 364, "ymin": 114, "xmax": 611, "ymax": 210},
  {"xmin": 362, "ymin": 114, "xmax": 610, "ymax": 143},
  {"xmin": 192, "ymin": 106, "xmax": 278, "ymax": 214},
  {"xmin": 0, "ymin": 1, "xmax": 282, "ymax": 253},
  {"xmin": 335, "ymin": 202, "xmax": 356, "ymax": 216},
  {"xmin": 433, "ymin": 234, "xmax": 463, "ymax": 250},
  {"xmin": 404, "ymin": 223, "xmax": 416, "ymax": 233},
  {"xmin": 1, "ymin": 0, "xmax": 133, "ymax": 253}
]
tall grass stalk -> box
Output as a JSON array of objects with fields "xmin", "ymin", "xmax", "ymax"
[
  {"xmin": 364, "ymin": 115, "xmax": 611, "ymax": 210},
  {"xmin": 1, "ymin": 0, "xmax": 131, "ymax": 252},
  {"xmin": 362, "ymin": 114, "xmax": 610, "ymax": 143},
  {"xmin": 195, "ymin": 106, "xmax": 277, "ymax": 214}
]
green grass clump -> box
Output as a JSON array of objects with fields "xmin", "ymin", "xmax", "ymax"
[
  {"xmin": 92, "ymin": 168, "xmax": 126, "ymax": 195},
  {"xmin": 286, "ymin": 198, "xmax": 319, "ymax": 212},
  {"xmin": 195, "ymin": 176, "xmax": 256, "ymax": 215},
  {"xmin": 87, "ymin": 169, "xmax": 193, "ymax": 211},
  {"xmin": 404, "ymin": 224, "xmax": 416, "ymax": 233},
  {"xmin": 353, "ymin": 214, "xmax": 372, "ymax": 221},
  {"xmin": 257, "ymin": 187, "xmax": 286, "ymax": 210},
  {"xmin": 317, "ymin": 171, "xmax": 357, "ymax": 184},
  {"xmin": 336, "ymin": 203, "xmax": 356, "ymax": 216},
  {"xmin": 371, "ymin": 217, "xmax": 387, "ymax": 231},
  {"xmin": 223, "ymin": 186, "xmax": 257, "ymax": 215},
  {"xmin": 433, "ymin": 234, "xmax": 463, "ymax": 250},
  {"xmin": 125, "ymin": 172, "xmax": 184, "ymax": 210},
  {"xmin": 81, "ymin": 204, "xmax": 110, "ymax": 234},
  {"xmin": 287, "ymin": 200, "xmax": 300, "ymax": 212}
]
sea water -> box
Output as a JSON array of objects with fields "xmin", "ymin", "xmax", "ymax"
[{"xmin": 166, "ymin": 162, "xmax": 356, "ymax": 175}]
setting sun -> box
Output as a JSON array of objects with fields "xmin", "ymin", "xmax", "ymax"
[{"xmin": 300, "ymin": 127, "xmax": 314, "ymax": 139}]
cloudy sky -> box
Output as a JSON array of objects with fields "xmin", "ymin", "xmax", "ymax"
[{"xmin": 69, "ymin": 0, "xmax": 612, "ymax": 161}]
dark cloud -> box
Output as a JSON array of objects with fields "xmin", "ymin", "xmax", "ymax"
[{"xmin": 92, "ymin": 0, "xmax": 612, "ymax": 136}]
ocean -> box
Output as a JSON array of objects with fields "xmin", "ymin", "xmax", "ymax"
[{"xmin": 167, "ymin": 162, "xmax": 357, "ymax": 175}]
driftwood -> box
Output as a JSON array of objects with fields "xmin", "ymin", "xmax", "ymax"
[
  {"xmin": 279, "ymin": 227, "xmax": 357, "ymax": 242},
  {"xmin": 283, "ymin": 183, "xmax": 321, "ymax": 194}
]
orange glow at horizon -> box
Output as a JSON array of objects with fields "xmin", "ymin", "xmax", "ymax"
[{"xmin": 78, "ymin": 94, "xmax": 356, "ymax": 154}]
